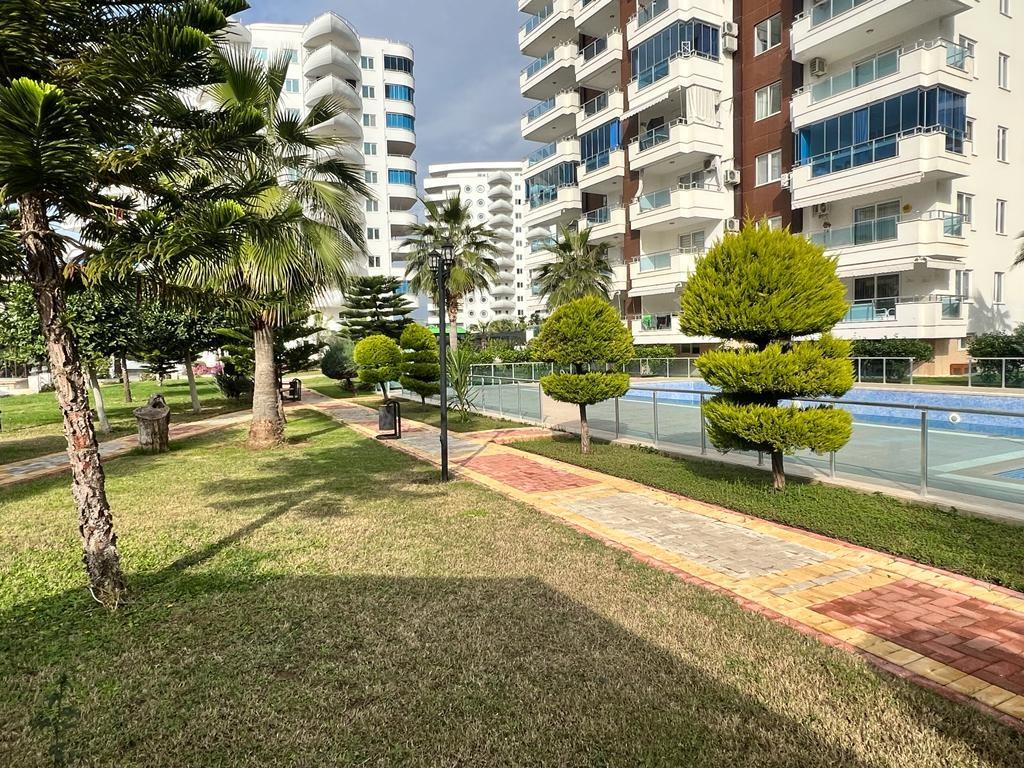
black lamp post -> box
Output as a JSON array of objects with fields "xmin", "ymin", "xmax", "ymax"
[{"xmin": 429, "ymin": 240, "xmax": 456, "ymax": 482}]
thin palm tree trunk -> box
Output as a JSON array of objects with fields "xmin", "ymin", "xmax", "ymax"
[
  {"xmin": 121, "ymin": 356, "xmax": 133, "ymax": 403},
  {"xmin": 20, "ymin": 194, "xmax": 126, "ymax": 607},
  {"xmin": 87, "ymin": 364, "xmax": 112, "ymax": 434},
  {"xmin": 249, "ymin": 322, "xmax": 284, "ymax": 448},
  {"xmin": 184, "ymin": 352, "xmax": 201, "ymax": 415},
  {"xmin": 447, "ymin": 305, "xmax": 458, "ymax": 351}
]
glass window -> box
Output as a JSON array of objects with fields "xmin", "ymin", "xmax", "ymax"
[
  {"xmin": 579, "ymin": 120, "xmax": 622, "ymax": 171},
  {"xmin": 997, "ymin": 126, "xmax": 1008, "ymax": 161},
  {"xmin": 361, "ymin": 56, "xmax": 374, "ymax": 69},
  {"xmin": 383, "ymin": 55, "xmax": 414, "ymax": 74},
  {"xmin": 362, "ymin": 114, "xmax": 376, "ymax": 127},
  {"xmin": 365, "ymin": 199, "xmax": 378, "ymax": 212},
  {"xmin": 995, "ymin": 272, "xmax": 1006, "ymax": 303},
  {"xmin": 755, "ymin": 81, "xmax": 782, "ymax": 120},
  {"xmin": 754, "ymin": 14, "xmax": 781, "ymax": 55},
  {"xmin": 853, "ymin": 200, "xmax": 900, "ymax": 244},
  {"xmin": 755, "ymin": 149, "xmax": 782, "ymax": 185},
  {"xmin": 957, "ymin": 192, "xmax": 974, "ymax": 225},
  {"xmin": 367, "ymin": 228, "xmax": 380, "ymax": 240},
  {"xmin": 362, "ymin": 85, "xmax": 375, "ymax": 98},
  {"xmin": 525, "ymin": 162, "xmax": 578, "ymax": 208},
  {"xmin": 388, "ymin": 169, "xmax": 417, "ymax": 186},
  {"xmin": 679, "ymin": 230, "xmax": 706, "ymax": 253},
  {"xmin": 284, "ymin": 79, "xmax": 299, "ymax": 93},
  {"xmin": 996, "ymin": 199, "xmax": 1007, "ymax": 234},
  {"xmin": 766, "ymin": 216, "xmax": 783, "ymax": 230},
  {"xmin": 252, "ymin": 47, "xmax": 268, "ymax": 62},
  {"xmin": 364, "ymin": 170, "xmax": 378, "ymax": 183},
  {"xmin": 283, "ymin": 48, "xmax": 298, "ymax": 64},
  {"xmin": 630, "ymin": 19, "xmax": 721, "ymax": 89},
  {"xmin": 386, "ymin": 112, "xmax": 415, "ymax": 130},
  {"xmin": 999, "ymin": 53, "xmax": 1010, "ymax": 88},
  {"xmin": 363, "ymin": 142, "xmax": 377, "ymax": 156},
  {"xmin": 1001, "ymin": 0, "xmax": 1012, "ymax": 16},
  {"xmin": 384, "ymin": 84, "xmax": 415, "ymax": 102},
  {"xmin": 955, "ymin": 269, "xmax": 972, "ymax": 297}
]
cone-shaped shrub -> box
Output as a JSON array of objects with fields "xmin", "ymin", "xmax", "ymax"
[
  {"xmin": 535, "ymin": 296, "xmax": 634, "ymax": 453},
  {"xmin": 399, "ymin": 323, "xmax": 440, "ymax": 404},
  {"xmin": 680, "ymin": 220, "xmax": 854, "ymax": 489},
  {"xmin": 354, "ymin": 334, "xmax": 403, "ymax": 401}
]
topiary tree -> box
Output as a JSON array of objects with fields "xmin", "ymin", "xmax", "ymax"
[
  {"xmin": 399, "ymin": 324, "xmax": 440, "ymax": 404},
  {"xmin": 680, "ymin": 220, "xmax": 854, "ymax": 491},
  {"xmin": 321, "ymin": 336, "xmax": 357, "ymax": 390},
  {"xmin": 535, "ymin": 296, "xmax": 634, "ymax": 453},
  {"xmin": 354, "ymin": 334, "xmax": 403, "ymax": 402}
]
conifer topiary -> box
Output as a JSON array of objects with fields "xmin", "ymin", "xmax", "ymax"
[
  {"xmin": 535, "ymin": 296, "xmax": 634, "ymax": 453},
  {"xmin": 354, "ymin": 334, "xmax": 403, "ymax": 401},
  {"xmin": 399, "ymin": 323, "xmax": 440, "ymax": 404},
  {"xmin": 680, "ymin": 220, "xmax": 854, "ymax": 490}
]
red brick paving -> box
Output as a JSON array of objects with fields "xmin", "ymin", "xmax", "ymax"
[
  {"xmin": 815, "ymin": 578, "xmax": 1024, "ymax": 694},
  {"xmin": 459, "ymin": 454, "xmax": 599, "ymax": 493}
]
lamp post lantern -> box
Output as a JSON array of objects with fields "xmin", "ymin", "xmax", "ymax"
[{"xmin": 431, "ymin": 240, "xmax": 456, "ymax": 482}]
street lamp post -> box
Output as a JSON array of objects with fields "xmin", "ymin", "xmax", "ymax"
[{"xmin": 429, "ymin": 241, "xmax": 456, "ymax": 482}]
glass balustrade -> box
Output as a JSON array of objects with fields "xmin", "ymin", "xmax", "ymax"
[
  {"xmin": 524, "ymin": 50, "xmax": 554, "ymax": 79},
  {"xmin": 639, "ymin": 251, "xmax": 673, "ymax": 272},
  {"xmin": 527, "ymin": 142, "xmax": 557, "ymax": 165},
  {"xmin": 809, "ymin": 0, "xmax": 873, "ymax": 28},
  {"xmin": 522, "ymin": 4, "xmax": 553, "ymax": 34},
  {"xmin": 525, "ymin": 98, "xmax": 556, "ymax": 123},
  {"xmin": 636, "ymin": 0, "xmax": 669, "ymax": 28},
  {"xmin": 581, "ymin": 36, "xmax": 608, "ymax": 61},
  {"xmin": 583, "ymin": 92, "xmax": 609, "ymax": 117}
]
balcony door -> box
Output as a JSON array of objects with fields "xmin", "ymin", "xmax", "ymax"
[
  {"xmin": 854, "ymin": 272, "xmax": 900, "ymax": 318},
  {"xmin": 853, "ymin": 200, "xmax": 900, "ymax": 245}
]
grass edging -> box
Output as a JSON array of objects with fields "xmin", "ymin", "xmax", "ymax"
[{"xmin": 511, "ymin": 436, "xmax": 1024, "ymax": 594}]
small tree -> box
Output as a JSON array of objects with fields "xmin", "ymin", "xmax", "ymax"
[
  {"xmin": 535, "ymin": 296, "xmax": 634, "ymax": 453},
  {"xmin": 399, "ymin": 324, "xmax": 440, "ymax": 404},
  {"xmin": 340, "ymin": 276, "xmax": 414, "ymax": 342},
  {"xmin": 321, "ymin": 336, "xmax": 357, "ymax": 390},
  {"xmin": 354, "ymin": 334, "xmax": 403, "ymax": 401},
  {"xmin": 680, "ymin": 220, "xmax": 854, "ymax": 490}
]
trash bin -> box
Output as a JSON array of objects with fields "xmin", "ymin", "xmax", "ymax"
[
  {"xmin": 377, "ymin": 401, "xmax": 402, "ymax": 440},
  {"xmin": 134, "ymin": 393, "xmax": 171, "ymax": 453}
]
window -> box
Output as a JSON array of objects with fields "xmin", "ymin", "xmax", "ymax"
[
  {"xmin": 755, "ymin": 149, "xmax": 782, "ymax": 185},
  {"xmin": 580, "ymin": 120, "xmax": 622, "ymax": 171},
  {"xmin": 996, "ymin": 199, "xmax": 1007, "ymax": 234},
  {"xmin": 965, "ymin": 117, "xmax": 974, "ymax": 143},
  {"xmin": 853, "ymin": 200, "xmax": 901, "ymax": 244},
  {"xmin": 367, "ymin": 228, "xmax": 380, "ymax": 240},
  {"xmin": 360, "ymin": 56, "xmax": 374, "ymax": 69},
  {"xmin": 368, "ymin": 255, "xmax": 381, "ymax": 268},
  {"xmin": 388, "ymin": 169, "xmax": 417, "ymax": 186},
  {"xmin": 754, "ymin": 14, "xmax": 782, "ymax": 55},
  {"xmin": 383, "ymin": 55, "xmax": 414, "ymax": 74},
  {"xmin": 252, "ymin": 47, "xmax": 268, "ymax": 62},
  {"xmin": 362, "ymin": 85, "xmax": 375, "ymax": 98},
  {"xmin": 283, "ymin": 48, "xmax": 298, "ymax": 64},
  {"xmin": 755, "ymin": 81, "xmax": 782, "ymax": 120},
  {"xmin": 363, "ymin": 142, "xmax": 377, "ymax": 156},
  {"xmin": 955, "ymin": 269, "xmax": 972, "ymax": 298},
  {"xmin": 994, "ymin": 272, "xmax": 1006, "ymax": 303},
  {"xmin": 854, "ymin": 273, "xmax": 900, "ymax": 316},
  {"xmin": 998, "ymin": 53, "xmax": 1010, "ymax": 89},
  {"xmin": 365, "ymin": 199, "xmax": 379, "ymax": 212},
  {"xmin": 384, "ymin": 83, "xmax": 415, "ymax": 102},
  {"xmin": 766, "ymin": 215, "xmax": 783, "ymax": 230},
  {"xmin": 630, "ymin": 20, "xmax": 721, "ymax": 89},
  {"xmin": 957, "ymin": 192, "xmax": 974, "ymax": 225},
  {"xmin": 959, "ymin": 36, "xmax": 975, "ymax": 61},
  {"xmin": 284, "ymin": 79, "xmax": 299, "ymax": 93},
  {"xmin": 679, "ymin": 230, "xmax": 706, "ymax": 253},
  {"xmin": 525, "ymin": 162, "xmax": 578, "ymax": 208},
  {"xmin": 386, "ymin": 112, "xmax": 415, "ymax": 131},
  {"xmin": 997, "ymin": 126, "xmax": 1008, "ymax": 161},
  {"xmin": 363, "ymin": 114, "xmax": 376, "ymax": 127},
  {"xmin": 1001, "ymin": 0, "xmax": 1012, "ymax": 16},
  {"xmin": 364, "ymin": 170, "xmax": 378, "ymax": 184}
]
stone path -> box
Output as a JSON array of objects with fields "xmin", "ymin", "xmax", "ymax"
[{"xmin": 310, "ymin": 394, "xmax": 1024, "ymax": 730}]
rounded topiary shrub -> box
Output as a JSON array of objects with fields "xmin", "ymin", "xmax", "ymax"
[
  {"xmin": 399, "ymin": 323, "xmax": 440, "ymax": 404},
  {"xmin": 354, "ymin": 334, "xmax": 403, "ymax": 400}
]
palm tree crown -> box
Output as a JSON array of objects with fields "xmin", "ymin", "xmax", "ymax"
[{"xmin": 536, "ymin": 226, "xmax": 614, "ymax": 309}]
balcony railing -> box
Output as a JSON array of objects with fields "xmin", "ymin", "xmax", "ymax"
[
  {"xmin": 841, "ymin": 295, "xmax": 966, "ymax": 323},
  {"xmin": 797, "ymin": 126, "xmax": 965, "ymax": 179},
  {"xmin": 633, "ymin": 117, "xmax": 719, "ymax": 152},
  {"xmin": 526, "ymin": 141, "xmax": 558, "ymax": 165},
  {"xmin": 632, "ymin": 46, "xmax": 717, "ymax": 91},
  {"xmin": 523, "ymin": 49, "xmax": 555, "ymax": 78},
  {"xmin": 806, "ymin": 0, "xmax": 873, "ymax": 28},
  {"xmin": 585, "ymin": 206, "xmax": 611, "ymax": 224},
  {"xmin": 638, "ymin": 251, "xmax": 673, "ymax": 272},
  {"xmin": 635, "ymin": 179, "xmax": 719, "ymax": 211},
  {"xmin": 581, "ymin": 36, "xmax": 609, "ymax": 61},
  {"xmin": 525, "ymin": 97, "xmax": 556, "ymax": 122},
  {"xmin": 636, "ymin": 0, "xmax": 669, "ymax": 28},
  {"xmin": 529, "ymin": 182, "xmax": 577, "ymax": 209},
  {"xmin": 807, "ymin": 211, "xmax": 965, "ymax": 249},
  {"xmin": 582, "ymin": 91, "xmax": 610, "ymax": 117},
  {"xmin": 582, "ymin": 148, "xmax": 618, "ymax": 173},
  {"xmin": 522, "ymin": 3, "xmax": 554, "ymax": 34}
]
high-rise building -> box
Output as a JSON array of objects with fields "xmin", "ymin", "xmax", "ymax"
[
  {"xmin": 423, "ymin": 163, "xmax": 531, "ymax": 328},
  {"xmin": 518, "ymin": 0, "xmax": 1022, "ymax": 374},
  {"xmin": 230, "ymin": 13, "xmax": 419, "ymax": 326}
]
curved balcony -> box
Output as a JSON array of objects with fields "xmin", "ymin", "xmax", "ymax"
[
  {"xmin": 388, "ymin": 182, "xmax": 418, "ymax": 212},
  {"xmin": 224, "ymin": 22, "xmax": 252, "ymax": 49},
  {"xmin": 304, "ymin": 75, "xmax": 361, "ymax": 112},
  {"xmin": 496, "ymin": 241, "xmax": 514, "ymax": 254},
  {"xmin": 385, "ymin": 126, "xmax": 417, "ymax": 157},
  {"xmin": 496, "ymin": 256, "xmax": 516, "ymax": 270},
  {"xmin": 489, "ymin": 171, "xmax": 513, "ymax": 186},
  {"xmin": 302, "ymin": 12, "xmax": 360, "ymax": 54},
  {"xmin": 493, "ymin": 228, "xmax": 514, "ymax": 242},
  {"xmin": 492, "ymin": 283, "xmax": 516, "ymax": 297},
  {"xmin": 310, "ymin": 112, "xmax": 363, "ymax": 141},
  {"xmin": 387, "ymin": 154, "xmax": 417, "ymax": 174},
  {"xmin": 492, "ymin": 298, "xmax": 517, "ymax": 312},
  {"xmin": 490, "ymin": 214, "xmax": 514, "ymax": 229},
  {"xmin": 389, "ymin": 210, "xmax": 418, "ymax": 238},
  {"xmin": 489, "ymin": 182, "xmax": 513, "ymax": 200},
  {"xmin": 497, "ymin": 269, "xmax": 515, "ymax": 282},
  {"xmin": 304, "ymin": 44, "xmax": 361, "ymax": 82},
  {"xmin": 488, "ymin": 198, "xmax": 513, "ymax": 215},
  {"xmin": 528, "ymin": 226, "xmax": 553, "ymax": 240}
]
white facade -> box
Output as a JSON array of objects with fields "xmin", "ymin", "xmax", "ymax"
[
  {"xmin": 422, "ymin": 162, "xmax": 531, "ymax": 328},
  {"xmin": 791, "ymin": 0, "xmax": 1022, "ymax": 372},
  {"xmin": 235, "ymin": 14, "xmax": 419, "ymax": 326}
]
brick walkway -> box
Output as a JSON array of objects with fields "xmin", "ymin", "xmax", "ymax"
[{"xmin": 311, "ymin": 394, "xmax": 1024, "ymax": 730}]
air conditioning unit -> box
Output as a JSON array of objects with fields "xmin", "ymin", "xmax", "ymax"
[
  {"xmin": 810, "ymin": 57, "xmax": 828, "ymax": 77},
  {"xmin": 779, "ymin": 172, "xmax": 791, "ymax": 190},
  {"xmin": 723, "ymin": 21, "xmax": 739, "ymax": 37},
  {"xmin": 725, "ymin": 218, "xmax": 741, "ymax": 232},
  {"xmin": 813, "ymin": 202, "xmax": 831, "ymax": 218},
  {"xmin": 723, "ymin": 35, "xmax": 739, "ymax": 54},
  {"xmin": 703, "ymin": 156, "xmax": 717, "ymax": 171},
  {"xmin": 723, "ymin": 169, "xmax": 741, "ymax": 186}
]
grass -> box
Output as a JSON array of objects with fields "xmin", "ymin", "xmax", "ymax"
[
  {"xmin": 0, "ymin": 378, "xmax": 249, "ymax": 465},
  {"xmin": 296, "ymin": 373, "xmax": 362, "ymax": 400},
  {"xmin": 1, "ymin": 410, "xmax": 1021, "ymax": 766},
  {"xmin": 367, "ymin": 397, "xmax": 525, "ymax": 433},
  {"xmin": 513, "ymin": 437, "xmax": 1024, "ymax": 593}
]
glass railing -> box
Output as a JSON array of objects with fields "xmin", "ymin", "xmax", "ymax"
[
  {"xmin": 638, "ymin": 251, "xmax": 673, "ymax": 272},
  {"xmin": 808, "ymin": 212, "xmax": 964, "ymax": 248},
  {"xmin": 637, "ymin": 124, "xmax": 671, "ymax": 151},
  {"xmin": 583, "ymin": 149, "xmax": 612, "ymax": 173},
  {"xmin": 633, "ymin": 46, "xmax": 717, "ymax": 91},
  {"xmin": 522, "ymin": 4, "xmax": 554, "ymax": 34},
  {"xmin": 581, "ymin": 36, "xmax": 608, "ymax": 61},
  {"xmin": 808, "ymin": 0, "xmax": 873, "ymax": 28},
  {"xmin": 525, "ymin": 97, "xmax": 556, "ymax": 122},
  {"xmin": 801, "ymin": 127, "xmax": 965, "ymax": 179},
  {"xmin": 841, "ymin": 295, "xmax": 965, "ymax": 323},
  {"xmin": 583, "ymin": 91, "xmax": 609, "ymax": 117},
  {"xmin": 635, "ymin": 180, "xmax": 718, "ymax": 212},
  {"xmin": 523, "ymin": 49, "xmax": 554, "ymax": 78},
  {"xmin": 636, "ymin": 0, "xmax": 669, "ymax": 28},
  {"xmin": 530, "ymin": 238, "xmax": 555, "ymax": 252},
  {"xmin": 529, "ymin": 183, "xmax": 576, "ymax": 209},
  {"xmin": 585, "ymin": 206, "xmax": 610, "ymax": 224},
  {"xmin": 526, "ymin": 141, "xmax": 558, "ymax": 165}
]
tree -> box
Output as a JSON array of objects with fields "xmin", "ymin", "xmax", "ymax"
[
  {"xmin": 536, "ymin": 226, "xmax": 614, "ymax": 309},
  {"xmin": 535, "ymin": 296, "xmax": 634, "ymax": 454},
  {"xmin": 680, "ymin": 220, "xmax": 854, "ymax": 491},
  {"xmin": 402, "ymin": 195, "xmax": 499, "ymax": 349},
  {"xmin": 1014, "ymin": 231, "xmax": 1023, "ymax": 267},
  {"xmin": 399, "ymin": 324, "xmax": 440, "ymax": 404},
  {"xmin": 0, "ymin": 0, "xmax": 246, "ymax": 606},
  {"xmin": 340, "ymin": 276, "xmax": 414, "ymax": 342},
  {"xmin": 321, "ymin": 336, "xmax": 357, "ymax": 390},
  {"xmin": 354, "ymin": 335, "xmax": 402, "ymax": 401}
]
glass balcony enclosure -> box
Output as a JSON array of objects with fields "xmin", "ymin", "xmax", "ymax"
[
  {"xmin": 630, "ymin": 20, "xmax": 721, "ymax": 91},
  {"xmin": 526, "ymin": 142, "xmax": 558, "ymax": 166},
  {"xmin": 842, "ymin": 295, "xmax": 966, "ymax": 323},
  {"xmin": 807, "ymin": 211, "xmax": 965, "ymax": 248},
  {"xmin": 522, "ymin": 4, "xmax": 554, "ymax": 34},
  {"xmin": 525, "ymin": 161, "xmax": 578, "ymax": 208},
  {"xmin": 809, "ymin": 0, "xmax": 873, "ymax": 27},
  {"xmin": 525, "ymin": 97, "xmax": 556, "ymax": 123}
]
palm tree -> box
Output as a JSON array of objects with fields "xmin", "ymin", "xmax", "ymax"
[
  {"xmin": 0, "ymin": 0, "xmax": 246, "ymax": 607},
  {"xmin": 190, "ymin": 51, "xmax": 369, "ymax": 448},
  {"xmin": 402, "ymin": 196, "xmax": 499, "ymax": 349},
  {"xmin": 536, "ymin": 226, "xmax": 614, "ymax": 309},
  {"xmin": 1014, "ymin": 232, "xmax": 1023, "ymax": 267}
]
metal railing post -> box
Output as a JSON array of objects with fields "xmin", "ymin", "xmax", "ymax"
[
  {"xmin": 909, "ymin": 358, "xmax": 914, "ymax": 385},
  {"xmin": 883, "ymin": 357, "xmax": 888, "ymax": 384},
  {"xmin": 537, "ymin": 382, "xmax": 544, "ymax": 422},
  {"xmin": 757, "ymin": 451, "xmax": 764, "ymax": 466},
  {"xmin": 829, "ymin": 451, "xmax": 837, "ymax": 478},
  {"xmin": 664, "ymin": 359, "xmax": 670, "ymax": 378},
  {"xmin": 700, "ymin": 393, "xmax": 708, "ymax": 455},
  {"xmin": 968, "ymin": 359, "xmax": 973, "ymax": 388},
  {"xmin": 614, "ymin": 397, "xmax": 620, "ymax": 439},
  {"xmin": 516, "ymin": 383, "xmax": 522, "ymax": 418},
  {"xmin": 920, "ymin": 410, "xmax": 929, "ymax": 496},
  {"xmin": 1003, "ymin": 358, "xmax": 1007, "ymax": 389},
  {"xmin": 652, "ymin": 392, "xmax": 659, "ymax": 447}
]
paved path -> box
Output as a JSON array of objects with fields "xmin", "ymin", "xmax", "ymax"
[{"xmin": 310, "ymin": 394, "xmax": 1024, "ymax": 730}]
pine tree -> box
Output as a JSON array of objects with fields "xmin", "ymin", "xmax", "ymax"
[
  {"xmin": 680, "ymin": 220, "xmax": 855, "ymax": 490},
  {"xmin": 399, "ymin": 323, "xmax": 440, "ymax": 404},
  {"xmin": 341, "ymin": 276, "xmax": 414, "ymax": 342}
]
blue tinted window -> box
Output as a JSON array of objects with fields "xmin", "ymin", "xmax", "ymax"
[
  {"xmin": 525, "ymin": 162, "xmax": 577, "ymax": 208},
  {"xmin": 385, "ymin": 84, "xmax": 415, "ymax": 102},
  {"xmin": 388, "ymin": 169, "xmax": 416, "ymax": 186},
  {"xmin": 630, "ymin": 19, "xmax": 720, "ymax": 88},
  {"xmin": 580, "ymin": 120, "xmax": 623, "ymax": 171},
  {"xmin": 386, "ymin": 112, "xmax": 415, "ymax": 130},
  {"xmin": 383, "ymin": 55, "xmax": 414, "ymax": 74}
]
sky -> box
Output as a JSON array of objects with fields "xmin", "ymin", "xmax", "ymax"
[{"xmin": 243, "ymin": 1, "xmax": 532, "ymax": 174}]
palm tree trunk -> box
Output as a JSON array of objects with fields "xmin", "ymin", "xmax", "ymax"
[
  {"xmin": 248, "ymin": 322, "xmax": 284, "ymax": 448},
  {"xmin": 447, "ymin": 305, "xmax": 458, "ymax": 351},
  {"xmin": 20, "ymin": 194, "xmax": 126, "ymax": 607},
  {"xmin": 184, "ymin": 352, "xmax": 201, "ymax": 415},
  {"xmin": 121, "ymin": 356, "xmax": 133, "ymax": 403},
  {"xmin": 771, "ymin": 450, "xmax": 786, "ymax": 491},
  {"xmin": 579, "ymin": 403, "xmax": 591, "ymax": 454},
  {"xmin": 87, "ymin": 365, "xmax": 112, "ymax": 434}
]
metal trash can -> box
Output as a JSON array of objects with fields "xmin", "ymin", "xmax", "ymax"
[{"xmin": 377, "ymin": 401, "xmax": 402, "ymax": 440}]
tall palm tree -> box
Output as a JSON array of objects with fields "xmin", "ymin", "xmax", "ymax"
[
  {"xmin": 0, "ymin": 0, "xmax": 247, "ymax": 607},
  {"xmin": 536, "ymin": 226, "xmax": 614, "ymax": 309},
  {"xmin": 190, "ymin": 51, "xmax": 370, "ymax": 448},
  {"xmin": 402, "ymin": 196, "xmax": 499, "ymax": 349}
]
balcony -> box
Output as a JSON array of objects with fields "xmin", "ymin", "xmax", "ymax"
[
  {"xmin": 524, "ymin": 137, "xmax": 581, "ymax": 177},
  {"xmin": 627, "ymin": 52, "xmax": 725, "ymax": 116},
  {"xmin": 521, "ymin": 90, "xmax": 579, "ymax": 143},
  {"xmin": 301, "ymin": 12, "xmax": 360, "ymax": 54},
  {"xmin": 578, "ymin": 148, "xmax": 625, "ymax": 193},
  {"xmin": 806, "ymin": 211, "xmax": 968, "ymax": 278},
  {"xmin": 792, "ymin": 40, "xmax": 974, "ymax": 128},
  {"xmin": 492, "ymin": 298, "xmax": 517, "ymax": 312},
  {"xmin": 576, "ymin": 89, "xmax": 624, "ymax": 135},
  {"xmin": 304, "ymin": 75, "xmax": 361, "ymax": 112},
  {"xmin": 791, "ymin": 129, "xmax": 970, "ymax": 208},
  {"xmin": 387, "ymin": 180, "xmax": 418, "ymax": 211},
  {"xmin": 389, "ymin": 210, "xmax": 418, "ymax": 238},
  {"xmin": 629, "ymin": 182, "xmax": 728, "ymax": 232},
  {"xmin": 576, "ymin": 31, "xmax": 624, "ymax": 90},
  {"xmin": 385, "ymin": 125, "xmax": 416, "ymax": 157},
  {"xmin": 575, "ymin": 0, "xmax": 619, "ymax": 36},
  {"xmin": 519, "ymin": 0, "xmax": 550, "ymax": 16},
  {"xmin": 580, "ymin": 206, "xmax": 627, "ymax": 242},
  {"xmin": 834, "ymin": 295, "xmax": 969, "ymax": 340},
  {"xmin": 628, "ymin": 118, "xmax": 723, "ymax": 172},
  {"xmin": 626, "ymin": 0, "xmax": 726, "ymax": 47},
  {"xmin": 488, "ymin": 198, "xmax": 513, "ymax": 215},
  {"xmin": 520, "ymin": 43, "xmax": 578, "ymax": 100},
  {"xmin": 520, "ymin": 0, "xmax": 575, "ymax": 58},
  {"xmin": 303, "ymin": 44, "xmax": 360, "ymax": 82},
  {"xmin": 492, "ymin": 282, "xmax": 516, "ymax": 297},
  {"xmin": 309, "ymin": 112, "xmax": 362, "ymax": 141},
  {"xmin": 629, "ymin": 249, "xmax": 700, "ymax": 297},
  {"xmin": 490, "ymin": 214, "xmax": 514, "ymax": 229},
  {"xmin": 525, "ymin": 184, "xmax": 582, "ymax": 228},
  {"xmin": 792, "ymin": 0, "xmax": 973, "ymax": 64}
]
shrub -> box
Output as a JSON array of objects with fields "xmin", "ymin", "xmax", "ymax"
[
  {"xmin": 680, "ymin": 219, "xmax": 854, "ymax": 490},
  {"xmin": 969, "ymin": 326, "xmax": 1024, "ymax": 386},
  {"xmin": 399, "ymin": 324, "xmax": 440, "ymax": 404},
  {"xmin": 536, "ymin": 296, "xmax": 634, "ymax": 453},
  {"xmin": 321, "ymin": 336, "xmax": 357, "ymax": 390},
  {"xmin": 851, "ymin": 338, "xmax": 935, "ymax": 362},
  {"xmin": 446, "ymin": 344, "xmax": 479, "ymax": 422},
  {"xmin": 634, "ymin": 344, "xmax": 676, "ymax": 359},
  {"xmin": 214, "ymin": 358, "xmax": 253, "ymax": 400},
  {"xmin": 353, "ymin": 335, "xmax": 403, "ymax": 401}
]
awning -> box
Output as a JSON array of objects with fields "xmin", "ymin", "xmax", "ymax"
[
  {"xmin": 621, "ymin": 87, "xmax": 682, "ymax": 121},
  {"xmin": 837, "ymin": 256, "xmax": 962, "ymax": 279},
  {"xmin": 628, "ymin": 283, "xmax": 683, "ymax": 298}
]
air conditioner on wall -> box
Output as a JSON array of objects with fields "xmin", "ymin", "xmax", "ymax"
[
  {"xmin": 724, "ymin": 169, "xmax": 741, "ymax": 186},
  {"xmin": 725, "ymin": 218, "xmax": 741, "ymax": 232},
  {"xmin": 813, "ymin": 202, "xmax": 831, "ymax": 217},
  {"xmin": 723, "ymin": 35, "xmax": 739, "ymax": 54},
  {"xmin": 722, "ymin": 21, "xmax": 739, "ymax": 37},
  {"xmin": 810, "ymin": 57, "xmax": 828, "ymax": 77},
  {"xmin": 779, "ymin": 172, "xmax": 791, "ymax": 189}
]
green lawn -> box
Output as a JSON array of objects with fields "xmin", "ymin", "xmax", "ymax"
[
  {"xmin": 513, "ymin": 437, "xmax": 1024, "ymax": 593},
  {"xmin": 295, "ymin": 372, "xmax": 362, "ymax": 400},
  {"xmin": 367, "ymin": 397, "xmax": 525, "ymax": 433},
  {"xmin": 0, "ymin": 378, "xmax": 249, "ymax": 465},
  {"xmin": 1, "ymin": 410, "xmax": 1020, "ymax": 766}
]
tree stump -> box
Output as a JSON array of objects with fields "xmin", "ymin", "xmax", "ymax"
[{"xmin": 134, "ymin": 394, "xmax": 171, "ymax": 453}]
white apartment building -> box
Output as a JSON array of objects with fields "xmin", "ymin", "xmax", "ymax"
[
  {"xmin": 422, "ymin": 163, "xmax": 532, "ymax": 328},
  {"xmin": 231, "ymin": 13, "xmax": 419, "ymax": 326}
]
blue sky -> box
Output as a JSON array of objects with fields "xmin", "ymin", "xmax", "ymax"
[{"xmin": 243, "ymin": 1, "xmax": 531, "ymax": 172}]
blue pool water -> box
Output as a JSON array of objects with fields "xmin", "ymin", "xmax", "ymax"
[{"xmin": 623, "ymin": 382, "xmax": 1024, "ymax": 438}]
